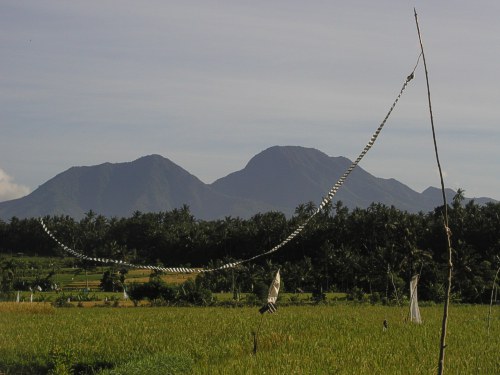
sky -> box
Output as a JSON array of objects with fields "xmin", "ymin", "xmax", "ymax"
[{"xmin": 1, "ymin": 1, "xmax": 499, "ymax": 203}]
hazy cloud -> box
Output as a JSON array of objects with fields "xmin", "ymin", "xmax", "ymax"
[{"xmin": 0, "ymin": 168, "xmax": 31, "ymax": 202}]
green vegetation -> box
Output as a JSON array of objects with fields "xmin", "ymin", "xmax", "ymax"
[
  {"xmin": 0, "ymin": 193, "xmax": 498, "ymax": 373},
  {"xmin": 1, "ymin": 193, "xmax": 499, "ymax": 304},
  {"xmin": 0, "ymin": 303, "xmax": 498, "ymax": 374}
]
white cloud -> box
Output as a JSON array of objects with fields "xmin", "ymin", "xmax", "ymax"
[{"xmin": 0, "ymin": 168, "xmax": 30, "ymax": 201}]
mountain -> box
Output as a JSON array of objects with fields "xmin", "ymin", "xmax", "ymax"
[
  {"xmin": 0, "ymin": 155, "xmax": 266, "ymax": 220},
  {"xmin": 420, "ymin": 186, "xmax": 493, "ymax": 207},
  {"xmin": 0, "ymin": 146, "xmax": 496, "ymax": 220},
  {"xmin": 212, "ymin": 146, "xmax": 429, "ymax": 215}
]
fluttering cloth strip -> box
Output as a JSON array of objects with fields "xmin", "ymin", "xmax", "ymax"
[
  {"xmin": 410, "ymin": 274, "xmax": 422, "ymax": 323},
  {"xmin": 259, "ymin": 269, "xmax": 281, "ymax": 314},
  {"xmin": 259, "ymin": 302, "xmax": 277, "ymax": 314},
  {"xmin": 267, "ymin": 269, "xmax": 280, "ymax": 304},
  {"xmin": 40, "ymin": 56, "xmax": 420, "ymax": 273}
]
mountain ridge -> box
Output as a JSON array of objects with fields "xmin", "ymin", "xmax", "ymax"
[{"xmin": 0, "ymin": 146, "xmax": 496, "ymax": 220}]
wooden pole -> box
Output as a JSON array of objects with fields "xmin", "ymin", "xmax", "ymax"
[
  {"xmin": 487, "ymin": 264, "xmax": 500, "ymax": 334},
  {"xmin": 252, "ymin": 314, "xmax": 265, "ymax": 355},
  {"xmin": 413, "ymin": 9, "xmax": 454, "ymax": 375}
]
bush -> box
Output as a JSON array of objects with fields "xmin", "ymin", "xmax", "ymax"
[
  {"xmin": 128, "ymin": 280, "xmax": 165, "ymax": 302},
  {"xmin": 178, "ymin": 279, "xmax": 212, "ymax": 306},
  {"xmin": 347, "ymin": 287, "xmax": 365, "ymax": 302},
  {"xmin": 53, "ymin": 295, "xmax": 73, "ymax": 308},
  {"xmin": 312, "ymin": 288, "xmax": 326, "ymax": 303},
  {"xmin": 252, "ymin": 281, "xmax": 268, "ymax": 304},
  {"xmin": 370, "ymin": 292, "xmax": 381, "ymax": 305},
  {"xmin": 245, "ymin": 293, "xmax": 261, "ymax": 306},
  {"xmin": 48, "ymin": 344, "xmax": 75, "ymax": 375},
  {"xmin": 100, "ymin": 270, "xmax": 120, "ymax": 292},
  {"xmin": 127, "ymin": 279, "xmax": 212, "ymax": 306}
]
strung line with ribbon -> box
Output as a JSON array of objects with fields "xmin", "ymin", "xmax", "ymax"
[{"xmin": 40, "ymin": 55, "xmax": 421, "ymax": 273}]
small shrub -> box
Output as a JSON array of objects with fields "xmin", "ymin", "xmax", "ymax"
[
  {"xmin": 252, "ymin": 282, "xmax": 268, "ymax": 304},
  {"xmin": 48, "ymin": 344, "xmax": 75, "ymax": 375},
  {"xmin": 245, "ymin": 293, "xmax": 260, "ymax": 306},
  {"xmin": 312, "ymin": 288, "xmax": 326, "ymax": 303},
  {"xmin": 288, "ymin": 294, "xmax": 301, "ymax": 304},
  {"xmin": 53, "ymin": 295, "xmax": 73, "ymax": 308},
  {"xmin": 178, "ymin": 279, "xmax": 212, "ymax": 306},
  {"xmin": 370, "ymin": 292, "xmax": 381, "ymax": 305},
  {"xmin": 347, "ymin": 287, "xmax": 365, "ymax": 302}
]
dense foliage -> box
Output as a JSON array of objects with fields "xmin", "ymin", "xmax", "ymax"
[
  {"xmin": 127, "ymin": 273, "xmax": 213, "ymax": 306},
  {"xmin": 1, "ymin": 193, "xmax": 499, "ymax": 303}
]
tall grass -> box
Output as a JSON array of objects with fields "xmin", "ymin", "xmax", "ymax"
[
  {"xmin": 0, "ymin": 304, "xmax": 498, "ymax": 374},
  {"xmin": 0, "ymin": 302, "xmax": 55, "ymax": 314}
]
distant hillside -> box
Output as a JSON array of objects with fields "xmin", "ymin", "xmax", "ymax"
[
  {"xmin": 0, "ymin": 155, "xmax": 266, "ymax": 220},
  {"xmin": 420, "ymin": 186, "xmax": 493, "ymax": 207},
  {"xmin": 0, "ymin": 146, "xmax": 496, "ymax": 220},
  {"xmin": 212, "ymin": 146, "xmax": 431, "ymax": 215}
]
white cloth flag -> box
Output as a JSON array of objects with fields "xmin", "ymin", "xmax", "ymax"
[
  {"xmin": 410, "ymin": 274, "xmax": 422, "ymax": 323},
  {"xmin": 259, "ymin": 269, "xmax": 281, "ymax": 314},
  {"xmin": 267, "ymin": 269, "xmax": 280, "ymax": 304}
]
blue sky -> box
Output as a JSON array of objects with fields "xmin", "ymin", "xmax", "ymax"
[{"xmin": 1, "ymin": 1, "xmax": 499, "ymax": 203}]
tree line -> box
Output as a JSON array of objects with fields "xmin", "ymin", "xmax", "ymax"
[{"xmin": 1, "ymin": 190, "xmax": 499, "ymax": 303}]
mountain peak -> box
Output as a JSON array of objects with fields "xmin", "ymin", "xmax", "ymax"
[
  {"xmin": 135, "ymin": 154, "xmax": 166, "ymax": 162},
  {"xmin": 250, "ymin": 145, "xmax": 331, "ymax": 162},
  {"xmin": 0, "ymin": 146, "xmax": 496, "ymax": 220}
]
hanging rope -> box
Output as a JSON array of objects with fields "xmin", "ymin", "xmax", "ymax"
[{"xmin": 40, "ymin": 54, "xmax": 421, "ymax": 273}]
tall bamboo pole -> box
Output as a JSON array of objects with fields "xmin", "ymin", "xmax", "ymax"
[
  {"xmin": 413, "ymin": 9, "xmax": 453, "ymax": 375},
  {"xmin": 487, "ymin": 264, "xmax": 500, "ymax": 334}
]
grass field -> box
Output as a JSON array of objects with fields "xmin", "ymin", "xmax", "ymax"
[{"xmin": 0, "ymin": 303, "xmax": 498, "ymax": 374}]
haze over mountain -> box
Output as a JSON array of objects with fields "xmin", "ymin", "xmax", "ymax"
[{"xmin": 0, "ymin": 146, "xmax": 495, "ymax": 220}]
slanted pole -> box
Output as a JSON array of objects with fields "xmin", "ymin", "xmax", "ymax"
[{"xmin": 414, "ymin": 8, "xmax": 453, "ymax": 375}]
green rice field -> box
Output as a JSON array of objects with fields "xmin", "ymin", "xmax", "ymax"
[{"xmin": 0, "ymin": 303, "xmax": 498, "ymax": 374}]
